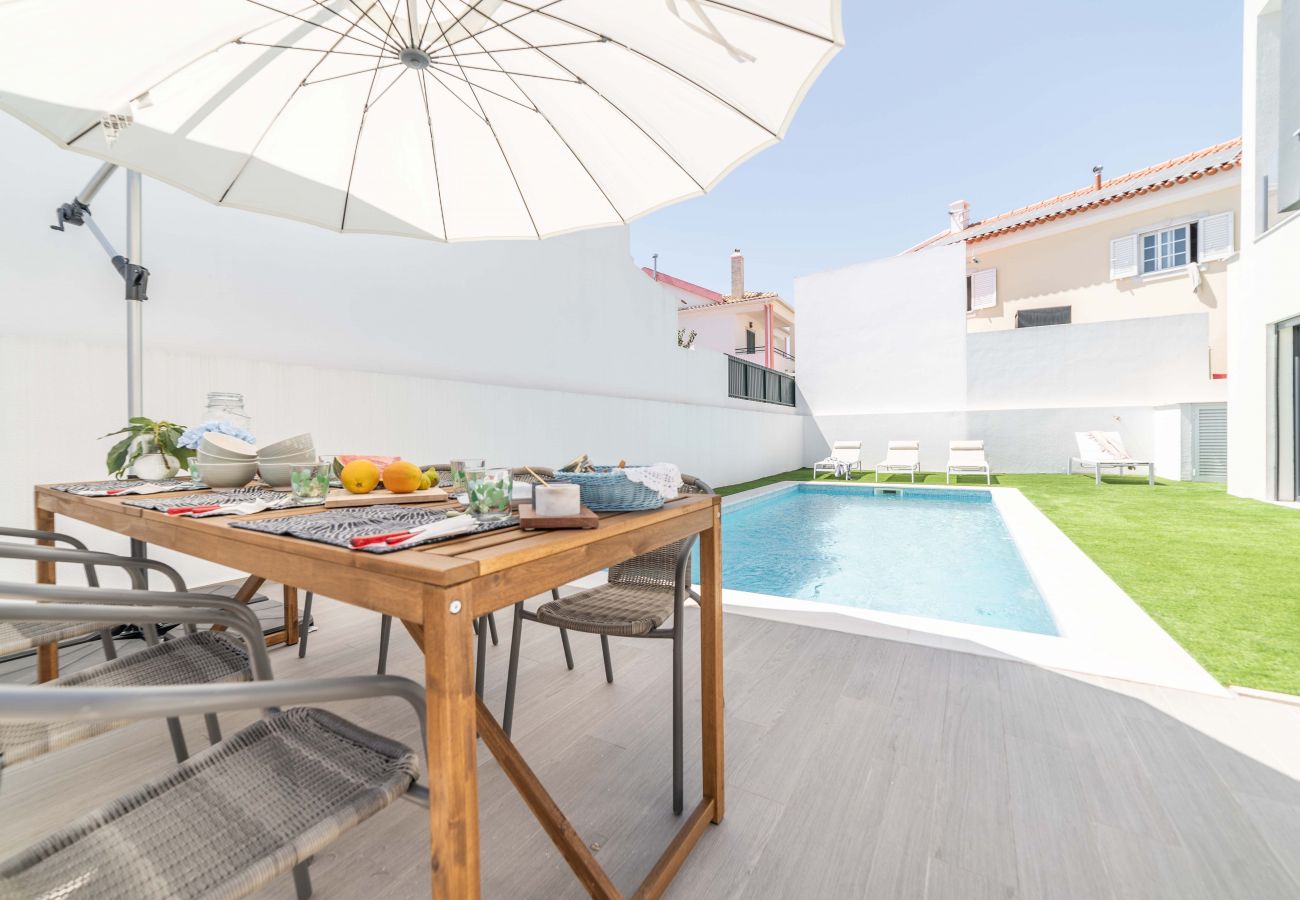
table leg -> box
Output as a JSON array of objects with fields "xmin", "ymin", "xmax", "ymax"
[
  {"xmin": 699, "ymin": 500, "xmax": 725, "ymax": 823},
  {"xmin": 419, "ymin": 590, "xmax": 481, "ymax": 899},
  {"xmin": 34, "ymin": 503, "xmax": 58, "ymax": 682},
  {"xmin": 212, "ymin": 575, "xmax": 266, "ymax": 635},
  {"xmin": 282, "ymin": 585, "xmax": 300, "ymax": 646}
]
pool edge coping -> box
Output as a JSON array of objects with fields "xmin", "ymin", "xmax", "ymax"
[{"xmin": 713, "ymin": 480, "xmax": 1226, "ymax": 697}]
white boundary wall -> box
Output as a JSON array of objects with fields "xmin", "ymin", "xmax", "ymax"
[
  {"xmin": 0, "ymin": 117, "xmax": 799, "ymax": 585},
  {"xmin": 796, "ymin": 252, "xmax": 1226, "ymax": 475}
]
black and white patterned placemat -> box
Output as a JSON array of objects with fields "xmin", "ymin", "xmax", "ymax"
[
  {"xmin": 49, "ymin": 478, "xmax": 205, "ymax": 496},
  {"xmin": 231, "ymin": 505, "xmax": 518, "ymax": 553}
]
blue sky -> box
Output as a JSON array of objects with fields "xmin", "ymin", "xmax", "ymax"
[{"xmin": 629, "ymin": 0, "xmax": 1244, "ymax": 301}]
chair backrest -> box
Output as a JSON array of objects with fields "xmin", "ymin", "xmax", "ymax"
[
  {"xmin": 883, "ymin": 441, "xmax": 920, "ymax": 465},
  {"xmin": 511, "ymin": 466, "xmax": 556, "ymax": 484},
  {"xmin": 609, "ymin": 474, "xmax": 712, "ymax": 586},
  {"xmin": 1075, "ymin": 431, "xmax": 1130, "ymax": 462},
  {"xmin": 948, "ymin": 440, "xmax": 987, "ymax": 465},
  {"xmin": 830, "ymin": 441, "xmax": 862, "ymax": 464}
]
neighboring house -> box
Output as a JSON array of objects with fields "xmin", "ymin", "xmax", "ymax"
[
  {"xmin": 907, "ymin": 139, "xmax": 1241, "ymax": 378},
  {"xmin": 1230, "ymin": 0, "xmax": 1300, "ymax": 503},
  {"xmin": 643, "ymin": 250, "xmax": 796, "ymax": 375}
]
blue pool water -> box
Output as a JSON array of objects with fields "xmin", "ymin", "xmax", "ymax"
[{"xmin": 697, "ymin": 484, "xmax": 1056, "ymax": 635}]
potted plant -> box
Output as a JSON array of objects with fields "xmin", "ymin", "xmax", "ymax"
[{"xmin": 102, "ymin": 417, "xmax": 194, "ymax": 480}]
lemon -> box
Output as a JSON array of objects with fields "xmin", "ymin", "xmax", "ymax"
[{"xmin": 340, "ymin": 459, "xmax": 380, "ymax": 494}]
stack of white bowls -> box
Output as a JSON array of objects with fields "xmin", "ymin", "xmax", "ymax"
[
  {"xmin": 256, "ymin": 434, "xmax": 316, "ymax": 487},
  {"xmin": 196, "ymin": 433, "xmax": 258, "ymax": 487}
]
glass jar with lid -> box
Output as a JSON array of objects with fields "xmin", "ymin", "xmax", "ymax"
[{"xmin": 204, "ymin": 391, "xmax": 251, "ymax": 433}]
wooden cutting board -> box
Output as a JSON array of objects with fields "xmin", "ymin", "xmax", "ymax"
[
  {"xmin": 325, "ymin": 486, "xmax": 449, "ymax": 508},
  {"xmin": 518, "ymin": 503, "xmax": 599, "ymax": 530}
]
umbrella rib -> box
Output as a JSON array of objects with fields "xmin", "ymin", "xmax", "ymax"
[
  {"xmin": 428, "ymin": 58, "xmax": 577, "ymax": 83},
  {"xmin": 442, "ymin": 7, "xmax": 625, "ymax": 223},
  {"xmin": 417, "ymin": 0, "xmax": 481, "ymax": 56},
  {"xmin": 60, "ymin": 0, "xmax": 345, "ymax": 149},
  {"xmin": 434, "ymin": 25, "xmax": 540, "ymax": 237},
  {"xmin": 672, "ymin": 1, "xmax": 840, "ymax": 45},
  {"xmin": 237, "ymin": 40, "xmax": 388, "ymax": 59},
  {"xmin": 421, "ymin": 66, "xmax": 487, "ymax": 120},
  {"xmin": 415, "ymin": 69, "xmax": 449, "ymax": 238},
  {"xmin": 489, "ymin": 6, "xmax": 780, "ymax": 138},
  {"xmin": 338, "ymin": 0, "xmax": 404, "ymax": 54},
  {"xmin": 428, "ymin": 39, "xmax": 603, "ymax": 61},
  {"xmin": 426, "ymin": 0, "xmax": 564, "ymax": 55},
  {"xmin": 219, "ymin": 0, "xmax": 390, "ymax": 204},
  {"xmin": 341, "ymin": 54, "xmax": 389, "ymax": 230},
  {"xmin": 457, "ymin": 7, "xmax": 706, "ymax": 192},
  {"xmin": 245, "ymin": 0, "xmax": 394, "ymax": 53},
  {"xmin": 303, "ymin": 60, "xmax": 403, "ymax": 86}
]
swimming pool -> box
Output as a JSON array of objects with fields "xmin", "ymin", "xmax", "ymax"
[{"xmin": 698, "ymin": 483, "xmax": 1057, "ymax": 635}]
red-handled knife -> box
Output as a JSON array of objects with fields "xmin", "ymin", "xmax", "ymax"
[
  {"xmin": 167, "ymin": 504, "xmax": 221, "ymax": 516},
  {"xmin": 350, "ymin": 530, "xmax": 415, "ymax": 548}
]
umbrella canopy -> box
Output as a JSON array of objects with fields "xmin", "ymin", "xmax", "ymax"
[{"xmin": 0, "ymin": 0, "xmax": 842, "ymax": 241}]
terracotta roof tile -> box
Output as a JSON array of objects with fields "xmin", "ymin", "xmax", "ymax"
[{"xmin": 906, "ymin": 138, "xmax": 1242, "ymax": 252}]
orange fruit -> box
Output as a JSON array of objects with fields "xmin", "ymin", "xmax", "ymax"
[
  {"xmin": 382, "ymin": 460, "xmax": 423, "ymax": 494},
  {"xmin": 340, "ymin": 459, "xmax": 380, "ymax": 494}
]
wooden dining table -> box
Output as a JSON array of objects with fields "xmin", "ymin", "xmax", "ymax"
[{"xmin": 33, "ymin": 481, "xmax": 724, "ymax": 899}]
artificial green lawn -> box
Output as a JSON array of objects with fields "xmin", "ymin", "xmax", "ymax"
[{"xmin": 715, "ymin": 468, "xmax": 1300, "ymax": 695}]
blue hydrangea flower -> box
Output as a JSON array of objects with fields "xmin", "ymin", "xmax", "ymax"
[{"xmin": 178, "ymin": 421, "xmax": 256, "ymax": 450}]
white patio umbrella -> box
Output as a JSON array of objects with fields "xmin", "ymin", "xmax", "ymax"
[{"xmin": 0, "ymin": 0, "xmax": 842, "ymax": 412}]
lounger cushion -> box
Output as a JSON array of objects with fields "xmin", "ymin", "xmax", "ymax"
[
  {"xmin": 0, "ymin": 708, "xmax": 418, "ymax": 900},
  {"xmin": 887, "ymin": 441, "xmax": 919, "ymax": 450},
  {"xmin": 949, "ymin": 440, "xmax": 984, "ymax": 451}
]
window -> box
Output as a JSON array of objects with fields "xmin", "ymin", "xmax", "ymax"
[
  {"xmin": 1016, "ymin": 306, "xmax": 1071, "ymax": 328},
  {"xmin": 966, "ymin": 268, "xmax": 996, "ymax": 311},
  {"xmin": 1139, "ymin": 222, "xmax": 1198, "ymax": 274}
]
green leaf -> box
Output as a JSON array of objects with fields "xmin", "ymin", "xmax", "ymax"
[
  {"xmin": 105, "ymin": 434, "xmax": 134, "ymax": 476},
  {"xmin": 100, "ymin": 426, "xmax": 139, "ymax": 439},
  {"xmin": 127, "ymin": 416, "xmax": 154, "ymax": 426}
]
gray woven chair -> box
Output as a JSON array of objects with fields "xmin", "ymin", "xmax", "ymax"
[
  {"xmin": 0, "ymin": 675, "xmax": 427, "ymax": 900},
  {"xmin": 502, "ymin": 474, "xmax": 713, "ymax": 815},
  {"xmin": 297, "ymin": 463, "xmax": 499, "ymax": 686},
  {"xmin": 0, "ymin": 581, "xmax": 273, "ymax": 768},
  {"xmin": 0, "ymin": 526, "xmax": 120, "ymax": 661}
]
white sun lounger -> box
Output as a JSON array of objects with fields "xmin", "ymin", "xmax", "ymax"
[
  {"xmin": 875, "ymin": 441, "xmax": 920, "ymax": 482},
  {"xmin": 946, "ymin": 440, "xmax": 991, "ymax": 484},
  {"xmin": 1068, "ymin": 431, "xmax": 1155, "ymax": 486},
  {"xmin": 813, "ymin": 441, "xmax": 863, "ymax": 480}
]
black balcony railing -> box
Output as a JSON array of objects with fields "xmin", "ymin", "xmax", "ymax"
[
  {"xmin": 733, "ymin": 345, "xmax": 795, "ymax": 362},
  {"xmin": 727, "ymin": 354, "xmax": 796, "ymax": 407}
]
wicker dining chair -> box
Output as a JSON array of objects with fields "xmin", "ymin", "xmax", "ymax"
[
  {"xmin": 501, "ymin": 474, "xmax": 713, "ymax": 815},
  {"xmin": 0, "ymin": 675, "xmax": 427, "ymax": 900},
  {"xmin": 297, "ymin": 463, "xmax": 499, "ymax": 689}
]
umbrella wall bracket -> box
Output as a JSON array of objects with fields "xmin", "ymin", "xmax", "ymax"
[{"xmin": 49, "ymin": 164, "xmax": 150, "ymax": 302}]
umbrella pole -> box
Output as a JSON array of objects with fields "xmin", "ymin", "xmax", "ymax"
[
  {"xmin": 125, "ymin": 170, "xmax": 143, "ymax": 419},
  {"xmin": 50, "ymin": 163, "xmax": 149, "ymax": 419}
]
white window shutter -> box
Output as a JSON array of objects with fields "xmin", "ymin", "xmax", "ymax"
[
  {"xmin": 1198, "ymin": 212, "xmax": 1235, "ymax": 261},
  {"xmin": 970, "ymin": 268, "xmax": 997, "ymax": 310},
  {"xmin": 1109, "ymin": 234, "xmax": 1138, "ymax": 279}
]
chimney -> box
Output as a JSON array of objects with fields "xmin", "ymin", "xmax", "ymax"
[
  {"xmin": 1092, "ymin": 166, "xmax": 1103, "ymax": 190},
  {"xmin": 730, "ymin": 248, "xmax": 744, "ymax": 297},
  {"xmin": 948, "ymin": 200, "xmax": 970, "ymax": 234}
]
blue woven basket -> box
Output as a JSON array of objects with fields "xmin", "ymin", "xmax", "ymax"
[{"xmin": 551, "ymin": 465, "xmax": 663, "ymax": 511}]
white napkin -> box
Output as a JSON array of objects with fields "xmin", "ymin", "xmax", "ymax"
[
  {"xmin": 621, "ymin": 463, "xmax": 683, "ymax": 500},
  {"xmin": 388, "ymin": 515, "xmax": 479, "ymax": 549}
]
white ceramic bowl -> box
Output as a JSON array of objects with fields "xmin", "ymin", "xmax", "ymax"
[
  {"xmin": 257, "ymin": 460, "xmax": 317, "ymax": 488},
  {"xmin": 196, "ymin": 460, "xmax": 257, "ymax": 488},
  {"xmin": 256, "ymin": 449, "xmax": 316, "ymax": 464},
  {"xmin": 200, "ymin": 433, "xmax": 257, "ymax": 459},
  {"xmin": 257, "ymin": 433, "xmax": 314, "ymax": 458}
]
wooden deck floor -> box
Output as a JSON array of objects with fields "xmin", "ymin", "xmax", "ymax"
[{"xmin": 3, "ymin": 592, "xmax": 1300, "ymax": 899}]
